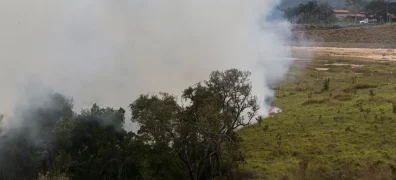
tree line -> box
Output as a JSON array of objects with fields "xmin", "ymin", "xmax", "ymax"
[
  {"xmin": 282, "ymin": 1, "xmax": 336, "ymax": 24},
  {"xmin": 283, "ymin": 0, "xmax": 396, "ymax": 24},
  {"xmin": 0, "ymin": 69, "xmax": 259, "ymax": 180},
  {"xmin": 364, "ymin": 0, "xmax": 396, "ymax": 22}
]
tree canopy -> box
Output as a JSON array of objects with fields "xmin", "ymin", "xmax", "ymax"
[
  {"xmin": 365, "ymin": 0, "xmax": 396, "ymax": 22},
  {"xmin": 345, "ymin": 0, "xmax": 367, "ymax": 23},
  {"xmin": 130, "ymin": 69, "xmax": 259, "ymax": 180},
  {"xmin": 283, "ymin": 1, "xmax": 336, "ymax": 24},
  {"xmin": 0, "ymin": 68, "xmax": 259, "ymax": 180}
]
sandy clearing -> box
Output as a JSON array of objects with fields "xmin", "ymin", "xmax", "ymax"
[
  {"xmin": 290, "ymin": 46, "xmax": 396, "ymax": 61},
  {"xmin": 315, "ymin": 68, "xmax": 329, "ymax": 71}
]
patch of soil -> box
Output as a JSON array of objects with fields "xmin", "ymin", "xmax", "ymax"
[
  {"xmin": 293, "ymin": 24, "xmax": 396, "ymax": 44},
  {"xmin": 315, "ymin": 68, "xmax": 329, "ymax": 71},
  {"xmin": 290, "ymin": 46, "xmax": 396, "ymax": 61}
]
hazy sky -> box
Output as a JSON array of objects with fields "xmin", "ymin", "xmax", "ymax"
[{"xmin": 0, "ymin": 0, "xmax": 295, "ymax": 130}]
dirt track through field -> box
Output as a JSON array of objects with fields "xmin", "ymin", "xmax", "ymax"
[{"xmin": 290, "ymin": 46, "xmax": 396, "ymax": 61}]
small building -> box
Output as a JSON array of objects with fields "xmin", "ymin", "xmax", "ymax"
[
  {"xmin": 333, "ymin": 9, "xmax": 349, "ymax": 21},
  {"xmin": 346, "ymin": 13, "xmax": 367, "ymax": 22},
  {"xmin": 391, "ymin": 15, "xmax": 396, "ymax": 22},
  {"xmin": 334, "ymin": 10, "xmax": 369, "ymax": 23}
]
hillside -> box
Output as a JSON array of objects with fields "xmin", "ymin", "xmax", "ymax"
[
  {"xmin": 239, "ymin": 57, "xmax": 396, "ymax": 179},
  {"xmin": 296, "ymin": 23, "xmax": 396, "ymax": 44}
]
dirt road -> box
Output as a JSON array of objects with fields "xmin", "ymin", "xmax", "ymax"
[{"xmin": 290, "ymin": 46, "xmax": 396, "ymax": 61}]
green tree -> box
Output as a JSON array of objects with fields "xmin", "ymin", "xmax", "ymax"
[
  {"xmin": 365, "ymin": 0, "xmax": 396, "ymax": 22},
  {"xmin": 346, "ymin": 0, "xmax": 368, "ymax": 9},
  {"xmin": 0, "ymin": 69, "xmax": 256, "ymax": 180},
  {"xmin": 346, "ymin": 0, "xmax": 367, "ymax": 22},
  {"xmin": 51, "ymin": 104, "xmax": 185, "ymax": 180},
  {"xmin": 283, "ymin": 1, "xmax": 335, "ymax": 24},
  {"xmin": 365, "ymin": 0, "xmax": 387, "ymax": 22},
  {"xmin": 0, "ymin": 93, "xmax": 74, "ymax": 180},
  {"xmin": 130, "ymin": 69, "xmax": 259, "ymax": 180},
  {"xmin": 53, "ymin": 105, "xmax": 130, "ymax": 179}
]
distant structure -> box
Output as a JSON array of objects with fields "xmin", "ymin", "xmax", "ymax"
[
  {"xmin": 333, "ymin": 9, "xmax": 349, "ymax": 21},
  {"xmin": 333, "ymin": 9, "xmax": 368, "ymax": 23}
]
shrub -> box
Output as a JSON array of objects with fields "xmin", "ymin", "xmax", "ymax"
[
  {"xmin": 38, "ymin": 173, "xmax": 70, "ymax": 180},
  {"xmin": 263, "ymin": 124, "xmax": 269, "ymax": 134},
  {"xmin": 333, "ymin": 94, "xmax": 353, "ymax": 101},
  {"xmin": 256, "ymin": 116, "xmax": 263, "ymax": 125},
  {"xmin": 354, "ymin": 84, "xmax": 378, "ymax": 89},
  {"xmin": 343, "ymin": 87, "xmax": 357, "ymax": 94},
  {"xmin": 352, "ymin": 76, "xmax": 357, "ymax": 83},
  {"xmin": 369, "ymin": 89, "xmax": 375, "ymax": 97},
  {"xmin": 323, "ymin": 78, "xmax": 330, "ymax": 91},
  {"xmin": 307, "ymin": 92, "xmax": 313, "ymax": 98},
  {"xmin": 392, "ymin": 101, "xmax": 396, "ymax": 114},
  {"xmin": 303, "ymin": 98, "xmax": 330, "ymax": 105}
]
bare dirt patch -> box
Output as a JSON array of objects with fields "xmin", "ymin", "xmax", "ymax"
[
  {"xmin": 315, "ymin": 68, "xmax": 329, "ymax": 71},
  {"xmin": 293, "ymin": 23, "xmax": 396, "ymax": 44},
  {"xmin": 290, "ymin": 46, "xmax": 396, "ymax": 61}
]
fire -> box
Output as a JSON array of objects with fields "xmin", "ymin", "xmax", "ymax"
[{"xmin": 268, "ymin": 106, "xmax": 282, "ymax": 116}]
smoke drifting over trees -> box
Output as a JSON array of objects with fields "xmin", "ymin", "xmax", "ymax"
[
  {"xmin": 0, "ymin": 69, "xmax": 262, "ymax": 179},
  {"xmin": 0, "ymin": 0, "xmax": 296, "ymax": 179},
  {"xmin": 0, "ymin": 0, "xmax": 292, "ymax": 121}
]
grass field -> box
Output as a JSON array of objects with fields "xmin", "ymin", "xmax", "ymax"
[{"xmin": 239, "ymin": 57, "xmax": 396, "ymax": 179}]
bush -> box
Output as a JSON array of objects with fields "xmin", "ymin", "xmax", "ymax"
[
  {"xmin": 343, "ymin": 87, "xmax": 357, "ymax": 94},
  {"xmin": 354, "ymin": 84, "xmax": 378, "ymax": 89},
  {"xmin": 333, "ymin": 94, "xmax": 353, "ymax": 101},
  {"xmin": 38, "ymin": 173, "xmax": 70, "ymax": 180},
  {"xmin": 391, "ymin": 101, "xmax": 396, "ymax": 113},
  {"xmin": 323, "ymin": 78, "xmax": 330, "ymax": 91},
  {"xmin": 303, "ymin": 98, "xmax": 330, "ymax": 105}
]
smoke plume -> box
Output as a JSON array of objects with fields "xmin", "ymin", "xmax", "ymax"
[{"xmin": 0, "ymin": 0, "xmax": 293, "ymax": 129}]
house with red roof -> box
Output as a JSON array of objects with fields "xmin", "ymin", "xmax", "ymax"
[
  {"xmin": 333, "ymin": 9, "xmax": 368, "ymax": 22},
  {"xmin": 333, "ymin": 9, "xmax": 349, "ymax": 21}
]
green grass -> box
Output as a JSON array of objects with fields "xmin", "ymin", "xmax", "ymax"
[{"xmin": 239, "ymin": 58, "xmax": 396, "ymax": 179}]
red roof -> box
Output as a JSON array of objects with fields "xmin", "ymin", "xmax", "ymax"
[{"xmin": 334, "ymin": 10, "xmax": 349, "ymax": 14}]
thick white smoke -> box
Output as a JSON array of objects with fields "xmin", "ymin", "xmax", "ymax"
[{"xmin": 0, "ymin": 0, "xmax": 292, "ymax": 129}]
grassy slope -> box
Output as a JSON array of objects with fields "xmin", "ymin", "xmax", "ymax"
[
  {"xmin": 297, "ymin": 23, "xmax": 396, "ymax": 44},
  {"xmin": 239, "ymin": 58, "xmax": 396, "ymax": 179}
]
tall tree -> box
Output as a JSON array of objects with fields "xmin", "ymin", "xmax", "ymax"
[
  {"xmin": 365, "ymin": 0, "xmax": 388, "ymax": 22},
  {"xmin": 346, "ymin": 0, "xmax": 367, "ymax": 22},
  {"xmin": 283, "ymin": 1, "xmax": 335, "ymax": 24},
  {"xmin": 0, "ymin": 93, "xmax": 74, "ymax": 180},
  {"xmin": 130, "ymin": 69, "xmax": 259, "ymax": 180},
  {"xmin": 346, "ymin": 0, "xmax": 367, "ymax": 14},
  {"xmin": 0, "ymin": 69, "xmax": 256, "ymax": 180},
  {"xmin": 366, "ymin": 0, "xmax": 396, "ymax": 22},
  {"xmin": 51, "ymin": 104, "xmax": 185, "ymax": 180}
]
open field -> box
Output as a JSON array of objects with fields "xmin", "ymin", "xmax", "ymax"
[
  {"xmin": 294, "ymin": 23, "xmax": 396, "ymax": 44},
  {"xmin": 239, "ymin": 54, "xmax": 396, "ymax": 179}
]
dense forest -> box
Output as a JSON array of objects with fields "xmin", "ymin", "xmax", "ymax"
[{"xmin": 0, "ymin": 69, "xmax": 258, "ymax": 180}]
